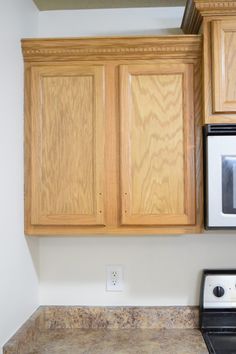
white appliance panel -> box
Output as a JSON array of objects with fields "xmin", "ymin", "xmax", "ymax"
[{"xmin": 208, "ymin": 135, "xmax": 236, "ymax": 227}]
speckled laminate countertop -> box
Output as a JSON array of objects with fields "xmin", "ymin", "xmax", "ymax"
[
  {"xmin": 3, "ymin": 307, "xmax": 208, "ymax": 354},
  {"xmin": 15, "ymin": 328, "xmax": 208, "ymax": 354}
]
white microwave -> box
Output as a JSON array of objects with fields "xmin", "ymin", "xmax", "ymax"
[{"xmin": 204, "ymin": 124, "xmax": 236, "ymax": 229}]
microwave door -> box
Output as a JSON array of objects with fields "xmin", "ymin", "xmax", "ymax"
[
  {"xmin": 222, "ymin": 157, "xmax": 236, "ymax": 214},
  {"xmin": 207, "ymin": 135, "xmax": 236, "ymax": 228}
]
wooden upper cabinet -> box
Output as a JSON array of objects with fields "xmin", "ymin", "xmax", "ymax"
[
  {"xmin": 28, "ymin": 65, "xmax": 105, "ymax": 228},
  {"xmin": 181, "ymin": 1, "xmax": 236, "ymax": 123},
  {"xmin": 120, "ymin": 64, "xmax": 195, "ymax": 226},
  {"xmin": 22, "ymin": 36, "xmax": 202, "ymax": 235},
  {"xmin": 212, "ymin": 20, "xmax": 236, "ymax": 113}
]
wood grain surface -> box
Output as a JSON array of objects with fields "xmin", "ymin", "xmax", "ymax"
[
  {"xmin": 21, "ymin": 36, "xmax": 202, "ymax": 62},
  {"xmin": 120, "ymin": 64, "xmax": 195, "ymax": 226},
  {"xmin": 182, "ymin": 2, "xmax": 236, "ymax": 123},
  {"xmin": 182, "ymin": 0, "xmax": 236, "ymax": 35},
  {"xmin": 212, "ymin": 20, "xmax": 236, "ymax": 112},
  {"xmin": 30, "ymin": 65, "xmax": 105, "ymax": 225},
  {"xmin": 23, "ymin": 35, "xmax": 202, "ymax": 235}
]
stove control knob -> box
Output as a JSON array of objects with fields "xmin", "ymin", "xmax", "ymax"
[{"xmin": 213, "ymin": 286, "xmax": 225, "ymax": 298}]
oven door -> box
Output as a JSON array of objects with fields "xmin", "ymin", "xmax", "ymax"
[
  {"xmin": 206, "ymin": 135, "xmax": 236, "ymax": 229},
  {"xmin": 203, "ymin": 331, "xmax": 236, "ymax": 354}
]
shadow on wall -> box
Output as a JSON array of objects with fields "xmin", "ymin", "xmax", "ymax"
[
  {"xmin": 105, "ymin": 28, "xmax": 183, "ymax": 35},
  {"xmin": 26, "ymin": 237, "xmax": 40, "ymax": 280}
]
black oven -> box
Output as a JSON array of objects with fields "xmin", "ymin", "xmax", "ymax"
[{"xmin": 200, "ymin": 269, "xmax": 236, "ymax": 354}]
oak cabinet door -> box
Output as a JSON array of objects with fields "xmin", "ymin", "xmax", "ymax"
[
  {"xmin": 120, "ymin": 64, "xmax": 196, "ymax": 226},
  {"xmin": 212, "ymin": 20, "xmax": 236, "ymax": 113},
  {"xmin": 29, "ymin": 65, "xmax": 105, "ymax": 226}
]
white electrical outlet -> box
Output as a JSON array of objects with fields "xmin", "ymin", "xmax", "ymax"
[{"xmin": 106, "ymin": 265, "xmax": 124, "ymax": 292}]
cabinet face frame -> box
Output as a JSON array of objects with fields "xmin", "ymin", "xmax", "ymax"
[
  {"xmin": 120, "ymin": 64, "xmax": 196, "ymax": 226},
  {"xmin": 212, "ymin": 20, "xmax": 236, "ymax": 113},
  {"xmin": 26, "ymin": 64, "xmax": 106, "ymax": 228}
]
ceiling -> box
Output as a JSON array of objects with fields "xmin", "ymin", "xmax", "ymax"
[{"xmin": 33, "ymin": 0, "xmax": 186, "ymax": 11}]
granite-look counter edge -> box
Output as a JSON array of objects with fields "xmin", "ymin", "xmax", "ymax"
[
  {"xmin": 3, "ymin": 307, "xmax": 44, "ymax": 354},
  {"xmin": 43, "ymin": 305, "xmax": 199, "ymax": 329},
  {"xmin": 3, "ymin": 306, "xmax": 206, "ymax": 354}
]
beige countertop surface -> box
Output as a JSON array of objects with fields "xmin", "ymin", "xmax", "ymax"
[
  {"xmin": 3, "ymin": 306, "xmax": 208, "ymax": 354},
  {"xmin": 19, "ymin": 328, "xmax": 208, "ymax": 354}
]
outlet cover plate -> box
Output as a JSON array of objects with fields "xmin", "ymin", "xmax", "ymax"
[{"xmin": 106, "ymin": 265, "xmax": 124, "ymax": 292}]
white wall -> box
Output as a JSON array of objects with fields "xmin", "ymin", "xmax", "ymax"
[
  {"xmin": 38, "ymin": 7, "xmax": 184, "ymax": 37},
  {"xmin": 38, "ymin": 8, "xmax": 236, "ymax": 307},
  {"xmin": 39, "ymin": 234, "xmax": 236, "ymax": 306},
  {"xmin": 0, "ymin": 0, "xmax": 39, "ymax": 350}
]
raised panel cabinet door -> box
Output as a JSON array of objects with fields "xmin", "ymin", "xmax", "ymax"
[
  {"xmin": 212, "ymin": 20, "xmax": 236, "ymax": 113},
  {"xmin": 120, "ymin": 64, "xmax": 196, "ymax": 226},
  {"xmin": 29, "ymin": 65, "xmax": 105, "ymax": 226}
]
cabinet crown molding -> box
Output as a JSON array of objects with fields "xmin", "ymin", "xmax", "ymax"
[
  {"xmin": 182, "ymin": 0, "xmax": 236, "ymax": 34},
  {"xmin": 21, "ymin": 36, "xmax": 202, "ymax": 62}
]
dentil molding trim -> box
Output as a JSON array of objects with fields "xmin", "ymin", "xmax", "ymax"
[
  {"xmin": 22, "ymin": 36, "xmax": 202, "ymax": 62},
  {"xmin": 182, "ymin": 0, "xmax": 236, "ymax": 34}
]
